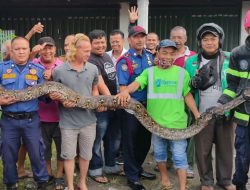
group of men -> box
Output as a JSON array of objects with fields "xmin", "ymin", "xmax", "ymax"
[{"xmin": 0, "ymin": 6, "xmax": 249, "ymax": 190}]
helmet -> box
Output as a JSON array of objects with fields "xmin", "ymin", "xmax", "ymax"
[
  {"xmin": 244, "ymin": 10, "xmax": 250, "ymax": 29},
  {"xmin": 196, "ymin": 23, "xmax": 225, "ymax": 48}
]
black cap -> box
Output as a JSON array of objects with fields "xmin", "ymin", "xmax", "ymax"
[
  {"xmin": 200, "ymin": 27, "xmax": 219, "ymax": 39},
  {"xmin": 38, "ymin": 36, "xmax": 55, "ymax": 46}
]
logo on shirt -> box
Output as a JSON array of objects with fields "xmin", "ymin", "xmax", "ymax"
[
  {"xmin": 104, "ymin": 62, "xmax": 116, "ymax": 80},
  {"xmin": 155, "ymin": 79, "xmax": 177, "ymax": 87},
  {"xmin": 122, "ymin": 64, "xmax": 128, "ymax": 71}
]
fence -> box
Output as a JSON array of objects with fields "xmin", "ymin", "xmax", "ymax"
[{"xmin": 0, "ymin": 29, "xmax": 15, "ymax": 61}]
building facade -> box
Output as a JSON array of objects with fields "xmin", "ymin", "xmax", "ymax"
[{"xmin": 0, "ymin": 0, "xmax": 249, "ymax": 55}]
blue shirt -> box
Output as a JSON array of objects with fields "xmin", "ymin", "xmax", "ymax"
[
  {"xmin": 0, "ymin": 60, "xmax": 45, "ymax": 112},
  {"xmin": 116, "ymin": 48, "xmax": 153, "ymax": 101}
]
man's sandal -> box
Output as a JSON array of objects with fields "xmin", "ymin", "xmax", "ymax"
[
  {"xmin": 89, "ymin": 175, "xmax": 109, "ymax": 184},
  {"xmin": 161, "ymin": 183, "xmax": 173, "ymax": 190},
  {"xmin": 54, "ymin": 178, "xmax": 66, "ymax": 190}
]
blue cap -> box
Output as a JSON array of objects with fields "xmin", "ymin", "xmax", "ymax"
[{"xmin": 158, "ymin": 39, "xmax": 177, "ymax": 50}]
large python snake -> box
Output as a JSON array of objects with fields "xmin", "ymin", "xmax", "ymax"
[{"xmin": 1, "ymin": 81, "xmax": 249, "ymax": 140}]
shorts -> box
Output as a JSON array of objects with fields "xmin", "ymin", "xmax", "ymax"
[
  {"xmin": 60, "ymin": 123, "xmax": 96, "ymax": 160},
  {"xmin": 152, "ymin": 134, "xmax": 188, "ymax": 169}
]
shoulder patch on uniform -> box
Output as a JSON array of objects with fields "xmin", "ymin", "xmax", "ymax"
[
  {"xmin": 3, "ymin": 60, "xmax": 12, "ymax": 65},
  {"xmin": 30, "ymin": 61, "xmax": 44, "ymax": 70},
  {"xmin": 116, "ymin": 53, "xmax": 130, "ymax": 64},
  {"xmin": 121, "ymin": 64, "xmax": 128, "ymax": 71},
  {"xmin": 239, "ymin": 59, "xmax": 249, "ymax": 70}
]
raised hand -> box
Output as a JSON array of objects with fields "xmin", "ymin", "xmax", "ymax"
[
  {"xmin": 30, "ymin": 43, "xmax": 47, "ymax": 56},
  {"xmin": 31, "ymin": 22, "xmax": 44, "ymax": 34},
  {"xmin": 128, "ymin": 6, "xmax": 139, "ymax": 23}
]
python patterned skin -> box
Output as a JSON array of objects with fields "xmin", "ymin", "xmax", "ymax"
[{"xmin": 0, "ymin": 81, "xmax": 248, "ymax": 140}]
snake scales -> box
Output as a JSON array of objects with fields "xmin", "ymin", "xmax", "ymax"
[{"xmin": 1, "ymin": 81, "xmax": 249, "ymax": 140}]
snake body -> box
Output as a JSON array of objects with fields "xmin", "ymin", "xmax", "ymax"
[{"xmin": 1, "ymin": 81, "xmax": 248, "ymax": 140}]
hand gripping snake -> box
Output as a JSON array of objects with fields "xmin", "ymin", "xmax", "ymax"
[{"xmin": 1, "ymin": 81, "xmax": 249, "ymax": 140}]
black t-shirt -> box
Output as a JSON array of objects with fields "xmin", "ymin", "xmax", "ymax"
[{"xmin": 88, "ymin": 53, "xmax": 117, "ymax": 95}]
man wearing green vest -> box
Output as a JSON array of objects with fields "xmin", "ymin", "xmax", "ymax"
[
  {"xmin": 217, "ymin": 10, "xmax": 250, "ymax": 190},
  {"xmin": 116, "ymin": 39, "xmax": 200, "ymax": 190},
  {"xmin": 185, "ymin": 23, "xmax": 235, "ymax": 190}
]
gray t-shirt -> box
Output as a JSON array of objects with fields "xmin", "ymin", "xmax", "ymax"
[
  {"xmin": 52, "ymin": 62, "xmax": 99, "ymax": 129},
  {"xmin": 199, "ymin": 56, "xmax": 222, "ymax": 113}
]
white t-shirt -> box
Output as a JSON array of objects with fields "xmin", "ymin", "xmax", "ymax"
[{"xmin": 106, "ymin": 48, "xmax": 127, "ymax": 65}]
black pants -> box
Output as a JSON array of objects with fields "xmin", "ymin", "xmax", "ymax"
[
  {"xmin": 232, "ymin": 124, "xmax": 250, "ymax": 187},
  {"xmin": 121, "ymin": 109, "xmax": 152, "ymax": 182}
]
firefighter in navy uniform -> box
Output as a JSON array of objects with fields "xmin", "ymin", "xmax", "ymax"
[
  {"xmin": 218, "ymin": 10, "xmax": 250, "ymax": 190},
  {"xmin": 0, "ymin": 37, "xmax": 48, "ymax": 190},
  {"xmin": 116, "ymin": 26, "xmax": 155, "ymax": 190}
]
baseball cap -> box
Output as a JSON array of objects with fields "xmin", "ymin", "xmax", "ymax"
[
  {"xmin": 158, "ymin": 39, "xmax": 177, "ymax": 50},
  {"xmin": 38, "ymin": 36, "xmax": 55, "ymax": 46},
  {"xmin": 128, "ymin": 26, "xmax": 146, "ymax": 37}
]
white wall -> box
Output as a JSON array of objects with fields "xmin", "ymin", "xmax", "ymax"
[
  {"xmin": 119, "ymin": 2, "xmax": 130, "ymax": 49},
  {"xmin": 137, "ymin": 0, "xmax": 149, "ymax": 32}
]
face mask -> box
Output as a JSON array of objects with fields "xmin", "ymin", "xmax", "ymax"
[{"xmin": 158, "ymin": 60, "xmax": 172, "ymax": 69}]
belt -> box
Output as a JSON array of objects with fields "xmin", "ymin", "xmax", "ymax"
[{"xmin": 3, "ymin": 111, "xmax": 37, "ymax": 120}]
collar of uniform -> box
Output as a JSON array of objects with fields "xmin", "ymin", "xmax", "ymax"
[
  {"xmin": 7, "ymin": 60, "xmax": 29, "ymax": 67},
  {"xmin": 65, "ymin": 61, "xmax": 88, "ymax": 72},
  {"xmin": 3, "ymin": 60, "xmax": 13, "ymax": 65},
  {"xmin": 129, "ymin": 48, "xmax": 147, "ymax": 57}
]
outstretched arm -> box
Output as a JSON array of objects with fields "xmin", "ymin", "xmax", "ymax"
[
  {"xmin": 25, "ymin": 22, "xmax": 44, "ymax": 40},
  {"xmin": 116, "ymin": 81, "xmax": 140, "ymax": 107}
]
